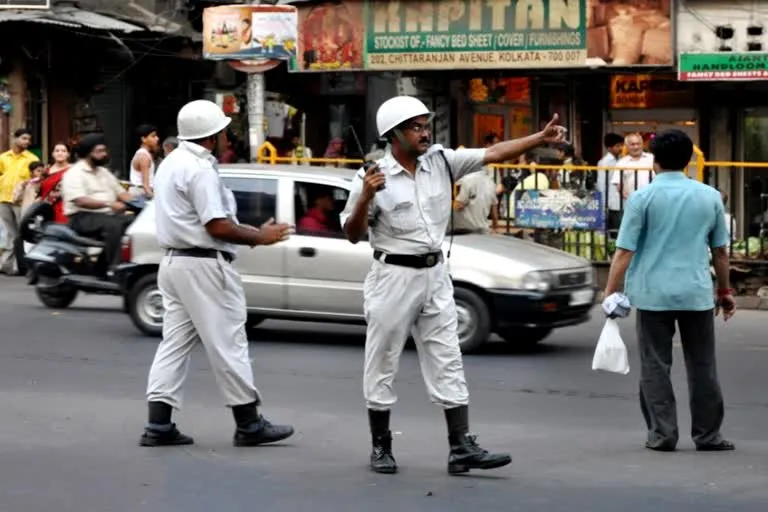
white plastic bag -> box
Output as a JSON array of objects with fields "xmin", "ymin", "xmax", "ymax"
[{"xmin": 591, "ymin": 318, "xmax": 630, "ymax": 375}]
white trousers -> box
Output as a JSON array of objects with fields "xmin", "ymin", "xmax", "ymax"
[
  {"xmin": 146, "ymin": 253, "xmax": 260, "ymax": 409},
  {"xmin": 363, "ymin": 259, "xmax": 469, "ymax": 410}
]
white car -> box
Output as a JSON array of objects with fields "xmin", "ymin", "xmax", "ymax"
[{"xmin": 118, "ymin": 164, "xmax": 596, "ymax": 353}]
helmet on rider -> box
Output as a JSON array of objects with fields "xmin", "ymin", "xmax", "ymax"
[
  {"xmin": 177, "ymin": 100, "xmax": 232, "ymax": 141},
  {"xmin": 375, "ymin": 96, "xmax": 434, "ymax": 157}
]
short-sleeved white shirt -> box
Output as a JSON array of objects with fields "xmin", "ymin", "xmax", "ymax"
[
  {"xmin": 454, "ymin": 172, "xmax": 497, "ymax": 232},
  {"xmin": 153, "ymin": 141, "xmax": 239, "ymax": 258},
  {"xmin": 340, "ymin": 145, "xmax": 486, "ymax": 255},
  {"xmin": 60, "ymin": 160, "xmax": 125, "ymax": 216},
  {"xmin": 610, "ymin": 152, "xmax": 655, "ymax": 204}
]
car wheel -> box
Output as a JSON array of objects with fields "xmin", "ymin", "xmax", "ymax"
[
  {"xmin": 498, "ymin": 327, "xmax": 552, "ymax": 347},
  {"xmin": 128, "ymin": 273, "xmax": 163, "ymax": 337},
  {"xmin": 454, "ymin": 287, "xmax": 491, "ymax": 354},
  {"xmin": 36, "ymin": 284, "xmax": 78, "ymax": 309}
]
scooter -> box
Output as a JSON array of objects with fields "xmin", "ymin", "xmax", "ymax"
[{"xmin": 20, "ymin": 199, "xmax": 145, "ymax": 309}]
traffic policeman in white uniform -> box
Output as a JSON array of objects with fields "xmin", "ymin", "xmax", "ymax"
[
  {"xmin": 341, "ymin": 96, "xmax": 567, "ymax": 474},
  {"xmin": 140, "ymin": 100, "xmax": 294, "ymax": 448}
]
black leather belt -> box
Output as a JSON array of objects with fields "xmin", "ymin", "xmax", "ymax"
[
  {"xmin": 373, "ymin": 250, "xmax": 442, "ymax": 269},
  {"xmin": 167, "ymin": 248, "xmax": 233, "ymax": 263}
]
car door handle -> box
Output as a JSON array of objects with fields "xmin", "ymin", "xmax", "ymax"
[{"xmin": 298, "ymin": 247, "xmax": 317, "ymax": 257}]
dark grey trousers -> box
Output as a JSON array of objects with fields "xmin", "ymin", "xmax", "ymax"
[{"xmin": 636, "ymin": 309, "xmax": 725, "ymax": 449}]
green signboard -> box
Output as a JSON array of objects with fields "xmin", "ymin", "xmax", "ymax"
[
  {"xmin": 678, "ymin": 52, "xmax": 768, "ymax": 81},
  {"xmin": 365, "ymin": 0, "xmax": 587, "ymax": 70},
  {"xmin": 292, "ymin": 0, "xmax": 587, "ymax": 72}
]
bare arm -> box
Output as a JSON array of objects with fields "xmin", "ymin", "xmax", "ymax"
[
  {"xmin": 340, "ymin": 165, "xmax": 385, "ymax": 244},
  {"xmin": 712, "ymin": 247, "xmax": 730, "ymax": 291},
  {"xmin": 205, "ymin": 218, "xmax": 276, "ymax": 246},
  {"xmin": 135, "ymin": 153, "xmax": 153, "ymax": 197},
  {"xmin": 342, "ymin": 194, "xmax": 372, "ymax": 244},
  {"xmin": 604, "ymin": 195, "xmax": 643, "ymax": 296},
  {"xmin": 189, "ymin": 168, "xmax": 282, "ymax": 246},
  {"xmin": 603, "ymin": 249, "xmax": 633, "ymax": 296},
  {"xmin": 484, "ymin": 132, "xmax": 546, "ymax": 165}
]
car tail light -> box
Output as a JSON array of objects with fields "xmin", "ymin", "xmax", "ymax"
[{"xmin": 121, "ymin": 235, "xmax": 133, "ymax": 262}]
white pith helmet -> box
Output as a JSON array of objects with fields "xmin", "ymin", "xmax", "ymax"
[
  {"xmin": 177, "ymin": 99, "xmax": 232, "ymax": 140},
  {"xmin": 375, "ymin": 96, "xmax": 433, "ymax": 137}
]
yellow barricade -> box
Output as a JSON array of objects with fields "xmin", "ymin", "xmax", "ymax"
[{"xmin": 254, "ymin": 142, "xmax": 768, "ymax": 263}]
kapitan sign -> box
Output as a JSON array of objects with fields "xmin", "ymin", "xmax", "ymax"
[{"xmin": 292, "ymin": 0, "xmax": 587, "ymax": 72}]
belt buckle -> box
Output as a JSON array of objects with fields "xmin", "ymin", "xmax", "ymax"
[{"xmin": 425, "ymin": 254, "xmax": 437, "ymax": 267}]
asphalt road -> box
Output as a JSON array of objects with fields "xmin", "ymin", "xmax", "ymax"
[{"xmin": 0, "ymin": 276, "xmax": 766, "ymax": 512}]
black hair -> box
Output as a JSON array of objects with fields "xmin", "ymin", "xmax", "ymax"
[
  {"xmin": 14, "ymin": 128, "xmax": 31, "ymax": 138},
  {"xmin": 604, "ymin": 133, "xmax": 623, "ymax": 147},
  {"xmin": 484, "ymin": 133, "xmax": 499, "ymax": 145},
  {"xmin": 136, "ymin": 124, "xmax": 157, "ymax": 141},
  {"xmin": 307, "ymin": 185, "xmax": 333, "ymax": 205},
  {"xmin": 554, "ymin": 142, "xmax": 575, "ymax": 158},
  {"xmin": 29, "ymin": 161, "xmax": 44, "ymax": 172},
  {"xmin": 650, "ymin": 129, "xmax": 693, "ymax": 171}
]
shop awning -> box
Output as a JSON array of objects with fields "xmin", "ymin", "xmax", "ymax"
[{"xmin": 0, "ymin": 5, "xmax": 147, "ymax": 33}]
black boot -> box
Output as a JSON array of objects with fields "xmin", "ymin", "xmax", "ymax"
[
  {"xmin": 369, "ymin": 409, "xmax": 397, "ymax": 474},
  {"xmin": 445, "ymin": 406, "xmax": 511, "ymax": 474},
  {"xmin": 139, "ymin": 401, "xmax": 194, "ymax": 447},
  {"xmin": 232, "ymin": 402, "xmax": 294, "ymax": 447}
]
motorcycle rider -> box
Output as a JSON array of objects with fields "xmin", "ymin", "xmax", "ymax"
[{"xmin": 60, "ymin": 134, "xmax": 135, "ymax": 277}]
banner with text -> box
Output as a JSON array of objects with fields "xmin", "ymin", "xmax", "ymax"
[
  {"xmin": 678, "ymin": 53, "xmax": 768, "ymax": 82},
  {"xmin": 292, "ymin": 0, "xmax": 587, "ymax": 72},
  {"xmin": 203, "ymin": 5, "xmax": 298, "ymax": 61}
]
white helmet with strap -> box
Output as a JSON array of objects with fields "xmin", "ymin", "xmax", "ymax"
[
  {"xmin": 177, "ymin": 99, "xmax": 232, "ymax": 141},
  {"xmin": 375, "ymin": 96, "xmax": 433, "ymax": 137}
]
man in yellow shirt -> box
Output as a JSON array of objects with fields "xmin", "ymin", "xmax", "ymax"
[{"xmin": 0, "ymin": 128, "xmax": 39, "ymax": 275}]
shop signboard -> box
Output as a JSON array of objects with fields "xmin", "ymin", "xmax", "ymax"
[
  {"xmin": 515, "ymin": 190, "xmax": 605, "ymax": 230},
  {"xmin": 292, "ymin": 0, "xmax": 587, "ymax": 72},
  {"xmin": 0, "ymin": 1, "xmax": 50, "ymax": 8},
  {"xmin": 678, "ymin": 52, "xmax": 768, "ymax": 82},
  {"xmin": 202, "ymin": 4, "xmax": 298, "ymax": 61},
  {"xmin": 610, "ymin": 74, "xmax": 693, "ymax": 109}
]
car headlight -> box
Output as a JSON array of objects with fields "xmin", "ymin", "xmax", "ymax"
[
  {"xmin": 522, "ymin": 271, "xmax": 552, "ymax": 292},
  {"xmin": 584, "ymin": 267, "xmax": 595, "ymax": 285}
]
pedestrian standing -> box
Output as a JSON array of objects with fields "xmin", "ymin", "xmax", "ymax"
[
  {"xmin": 129, "ymin": 124, "xmax": 160, "ymax": 199},
  {"xmin": 340, "ymin": 95, "xmax": 567, "ymax": 474},
  {"xmin": 603, "ymin": 129, "xmax": 736, "ymax": 452},
  {"xmin": 597, "ymin": 133, "xmax": 624, "ymax": 232},
  {"xmin": 141, "ymin": 100, "xmax": 294, "ymax": 447},
  {"xmin": 0, "ymin": 128, "xmax": 39, "ymax": 275}
]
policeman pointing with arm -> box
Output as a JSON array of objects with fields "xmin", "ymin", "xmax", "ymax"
[
  {"xmin": 140, "ymin": 100, "xmax": 294, "ymax": 448},
  {"xmin": 340, "ymin": 96, "xmax": 567, "ymax": 475}
]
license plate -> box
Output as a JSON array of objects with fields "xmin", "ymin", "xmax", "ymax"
[{"xmin": 570, "ymin": 289, "xmax": 594, "ymax": 306}]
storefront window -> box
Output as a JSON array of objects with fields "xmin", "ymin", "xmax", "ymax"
[{"xmin": 467, "ymin": 77, "xmax": 532, "ymax": 147}]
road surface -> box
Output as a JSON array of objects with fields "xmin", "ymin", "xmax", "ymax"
[{"xmin": 0, "ymin": 276, "xmax": 766, "ymax": 512}]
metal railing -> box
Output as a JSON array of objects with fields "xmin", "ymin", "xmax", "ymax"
[{"xmin": 255, "ymin": 142, "xmax": 767, "ymax": 264}]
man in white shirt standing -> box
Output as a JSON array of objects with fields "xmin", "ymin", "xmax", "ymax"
[
  {"xmin": 596, "ymin": 133, "xmax": 624, "ymax": 232},
  {"xmin": 610, "ymin": 133, "xmax": 655, "ymax": 212}
]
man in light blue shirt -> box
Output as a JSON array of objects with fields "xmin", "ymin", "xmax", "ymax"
[{"xmin": 603, "ymin": 129, "xmax": 736, "ymax": 453}]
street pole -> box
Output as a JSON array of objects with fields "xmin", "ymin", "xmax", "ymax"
[
  {"xmin": 246, "ymin": 0, "xmax": 264, "ymax": 161},
  {"xmin": 246, "ymin": 71, "xmax": 265, "ymax": 161}
]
